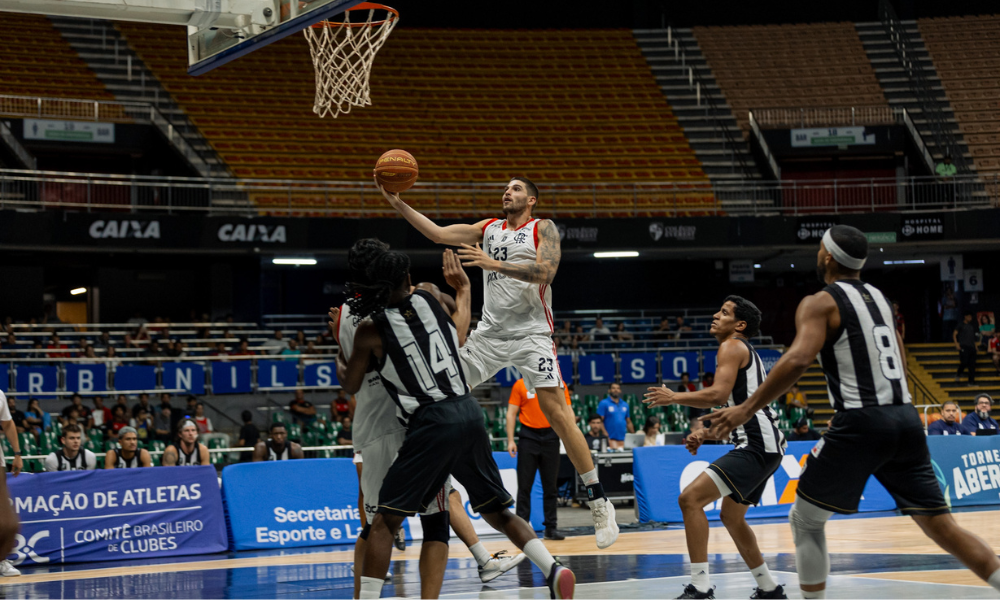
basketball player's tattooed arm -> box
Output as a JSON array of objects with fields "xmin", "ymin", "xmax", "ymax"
[
  {"xmin": 458, "ymin": 219, "xmax": 561, "ymax": 285},
  {"xmin": 703, "ymin": 292, "xmax": 836, "ymax": 440},
  {"xmin": 337, "ymin": 321, "xmax": 382, "ymax": 395},
  {"xmin": 376, "ymin": 178, "xmax": 490, "ymax": 245},
  {"xmin": 643, "ymin": 338, "xmax": 747, "ymax": 409},
  {"xmin": 161, "ymin": 445, "xmax": 178, "ymax": 466}
]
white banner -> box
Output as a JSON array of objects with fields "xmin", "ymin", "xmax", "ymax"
[
  {"xmin": 791, "ymin": 127, "xmax": 875, "ymax": 148},
  {"xmin": 24, "ymin": 118, "xmax": 115, "ymax": 144}
]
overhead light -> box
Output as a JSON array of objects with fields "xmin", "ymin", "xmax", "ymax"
[
  {"xmin": 594, "ymin": 251, "xmax": 639, "ymax": 258},
  {"xmin": 70, "ymin": 287, "xmax": 87, "ymax": 295},
  {"xmin": 884, "ymin": 259, "xmax": 925, "ymax": 265},
  {"xmin": 272, "ymin": 258, "xmax": 317, "ymax": 266},
  {"xmin": 790, "ymin": 264, "xmax": 795, "ymax": 268},
  {"xmin": 754, "ymin": 264, "xmax": 762, "ymax": 269}
]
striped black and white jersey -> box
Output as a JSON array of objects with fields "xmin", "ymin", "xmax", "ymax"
[
  {"xmin": 372, "ymin": 290, "xmax": 469, "ymax": 423},
  {"xmin": 725, "ymin": 338, "xmax": 786, "ymax": 455},
  {"xmin": 819, "ymin": 280, "xmax": 911, "ymax": 411}
]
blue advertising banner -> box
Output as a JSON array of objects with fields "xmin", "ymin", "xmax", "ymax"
[
  {"xmin": 703, "ymin": 348, "xmax": 782, "ymax": 376},
  {"xmin": 211, "ymin": 361, "xmax": 252, "ymax": 394},
  {"xmin": 222, "ymin": 454, "xmax": 544, "ymax": 551},
  {"xmin": 661, "ymin": 352, "xmax": 699, "ymax": 381},
  {"xmin": 113, "ymin": 366, "xmax": 156, "ymax": 391},
  {"xmin": 303, "ymin": 362, "xmax": 338, "ymax": 387},
  {"xmin": 633, "ymin": 442, "xmax": 896, "ymax": 523},
  {"xmin": 6, "ymin": 466, "xmax": 227, "ymax": 566},
  {"xmin": 162, "ymin": 363, "xmax": 205, "ymax": 395},
  {"xmin": 258, "ymin": 360, "xmax": 298, "ymax": 389},
  {"xmin": 65, "ymin": 363, "xmax": 108, "ymax": 394},
  {"xmin": 494, "ymin": 366, "xmax": 523, "ymax": 387},
  {"xmin": 0, "ymin": 364, "xmax": 7, "ymax": 393},
  {"xmin": 620, "ymin": 353, "xmax": 658, "ymax": 383},
  {"xmin": 14, "ymin": 366, "xmax": 57, "ymax": 399},
  {"xmin": 556, "ymin": 356, "xmax": 574, "ymax": 384},
  {"xmin": 928, "ymin": 436, "xmax": 1000, "ymax": 510},
  {"xmin": 578, "ymin": 355, "xmax": 615, "ymax": 385}
]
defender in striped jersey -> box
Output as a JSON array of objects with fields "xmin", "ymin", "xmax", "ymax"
[
  {"xmin": 645, "ymin": 297, "xmax": 786, "ymax": 600},
  {"xmin": 706, "ymin": 226, "xmax": 1000, "ymax": 598},
  {"xmin": 378, "ymin": 176, "xmax": 618, "ymax": 550},
  {"xmin": 338, "ymin": 248, "xmax": 575, "ymax": 600}
]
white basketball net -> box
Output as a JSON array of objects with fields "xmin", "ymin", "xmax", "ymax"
[{"xmin": 303, "ymin": 4, "xmax": 398, "ymax": 118}]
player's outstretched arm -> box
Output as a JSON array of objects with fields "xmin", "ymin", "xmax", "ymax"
[
  {"xmin": 376, "ymin": 178, "xmax": 488, "ymax": 246},
  {"xmin": 703, "ymin": 292, "xmax": 834, "ymax": 439},
  {"xmin": 458, "ymin": 219, "xmax": 561, "ymax": 285},
  {"xmin": 643, "ymin": 338, "xmax": 746, "ymax": 409}
]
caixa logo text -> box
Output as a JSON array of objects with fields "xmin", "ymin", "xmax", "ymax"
[
  {"xmin": 11, "ymin": 530, "xmax": 50, "ymax": 565},
  {"xmin": 88, "ymin": 220, "xmax": 161, "ymax": 239},
  {"xmin": 217, "ymin": 224, "xmax": 287, "ymax": 243}
]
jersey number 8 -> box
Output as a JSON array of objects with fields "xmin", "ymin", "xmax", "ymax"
[{"xmin": 872, "ymin": 324, "xmax": 902, "ymax": 380}]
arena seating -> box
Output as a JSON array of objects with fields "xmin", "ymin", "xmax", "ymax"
[
  {"xmin": 908, "ymin": 343, "xmax": 1000, "ymax": 411},
  {"xmin": 0, "ymin": 14, "xmax": 115, "ymax": 101},
  {"xmin": 919, "ymin": 15, "xmax": 1000, "ymax": 173},
  {"xmin": 693, "ymin": 22, "xmax": 888, "ymax": 133},
  {"xmin": 114, "ymin": 24, "xmax": 715, "ymax": 216}
]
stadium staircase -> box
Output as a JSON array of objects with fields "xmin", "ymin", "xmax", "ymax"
[
  {"xmin": 800, "ymin": 362, "xmax": 833, "ymax": 428},
  {"xmin": 855, "ymin": 20, "xmax": 971, "ymax": 170},
  {"xmin": 908, "ymin": 343, "xmax": 1000, "ymax": 412},
  {"xmin": 47, "ymin": 16, "xmax": 231, "ymax": 177}
]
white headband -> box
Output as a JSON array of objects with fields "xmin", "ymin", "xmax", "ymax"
[{"xmin": 822, "ymin": 229, "xmax": 866, "ymax": 270}]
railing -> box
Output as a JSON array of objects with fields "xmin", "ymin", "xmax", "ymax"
[
  {"xmin": 0, "ymin": 120, "xmax": 35, "ymax": 170},
  {"xmin": 751, "ymin": 105, "xmax": 898, "ymax": 129},
  {"xmin": 0, "ymin": 168, "xmax": 996, "ymax": 217}
]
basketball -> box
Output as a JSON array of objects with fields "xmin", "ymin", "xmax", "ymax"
[{"xmin": 374, "ymin": 149, "xmax": 418, "ymax": 193}]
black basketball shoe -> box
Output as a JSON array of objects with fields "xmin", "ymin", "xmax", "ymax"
[
  {"xmin": 676, "ymin": 584, "xmax": 715, "ymax": 598},
  {"xmin": 750, "ymin": 585, "xmax": 787, "ymax": 599}
]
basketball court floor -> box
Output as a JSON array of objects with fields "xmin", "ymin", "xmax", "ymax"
[{"xmin": 4, "ymin": 508, "xmax": 997, "ymax": 598}]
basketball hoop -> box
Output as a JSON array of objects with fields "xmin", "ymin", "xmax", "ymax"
[{"xmin": 303, "ymin": 2, "xmax": 398, "ymax": 118}]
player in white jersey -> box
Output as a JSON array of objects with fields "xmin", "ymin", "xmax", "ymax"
[
  {"xmin": 379, "ymin": 177, "xmax": 619, "ymax": 549},
  {"xmin": 0, "ymin": 391, "xmax": 21, "ymax": 578},
  {"xmin": 336, "ymin": 239, "xmax": 525, "ymax": 597}
]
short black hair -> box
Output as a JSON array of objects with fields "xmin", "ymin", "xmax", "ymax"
[
  {"xmin": 588, "ymin": 413, "xmax": 602, "ymax": 422},
  {"xmin": 241, "ymin": 410, "xmax": 253, "ymax": 423},
  {"xmin": 270, "ymin": 422, "xmax": 287, "ymax": 432},
  {"xmin": 941, "ymin": 401, "xmax": 958, "ymax": 409},
  {"xmin": 827, "ymin": 225, "xmax": 868, "ymax": 271},
  {"xmin": 510, "ymin": 177, "xmax": 538, "ymax": 200},
  {"xmin": 724, "ymin": 295, "xmax": 763, "ymax": 338}
]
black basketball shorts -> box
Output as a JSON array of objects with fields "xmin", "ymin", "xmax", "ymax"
[
  {"xmin": 377, "ymin": 394, "xmax": 514, "ymax": 517},
  {"xmin": 706, "ymin": 447, "xmax": 783, "ymax": 506},
  {"xmin": 797, "ymin": 404, "xmax": 949, "ymax": 516}
]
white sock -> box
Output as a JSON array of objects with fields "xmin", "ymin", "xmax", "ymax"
[
  {"xmin": 359, "ymin": 576, "xmax": 383, "ymax": 599},
  {"xmin": 988, "ymin": 567, "xmax": 1000, "ymax": 592},
  {"xmin": 690, "ymin": 561, "xmax": 710, "ymax": 592},
  {"xmin": 750, "ymin": 562, "xmax": 777, "ymax": 592},
  {"xmin": 469, "ymin": 541, "xmax": 491, "ymax": 567},
  {"xmin": 581, "ymin": 468, "xmax": 599, "ymax": 485},
  {"xmin": 522, "ymin": 538, "xmax": 556, "ymax": 576},
  {"xmin": 801, "ymin": 590, "xmax": 825, "ymax": 599}
]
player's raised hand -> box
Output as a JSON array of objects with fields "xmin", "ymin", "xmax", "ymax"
[
  {"xmin": 457, "ymin": 243, "xmax": 497, "ymax": 271},
  {"xmin": 699, "ymin": 404, "xmax": 750, "ymax": 441},
  {"xmin": 643, "ymin": 385, "xmax": 677, "ymax": 407},
  {"xmin": 442, "ymin": 249, "xmax": 470, "ymax": 291},
  {"xmin": 373, "ymin": 175, "xmax": 402, "ymax": 204},
  {"xmin": 327, "ymin": 306, "xmax": 341, "ymax": 340}
]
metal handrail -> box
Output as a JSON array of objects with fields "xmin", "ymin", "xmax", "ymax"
[{"xmin": 751, "ymin": 105, "xmax": 898, "ymax": 129}]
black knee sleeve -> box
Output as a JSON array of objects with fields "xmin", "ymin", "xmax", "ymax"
[
  {"xmin": 359, "ymin": 524, "xmax": 372, "ymax": 541},
  {"xmin": 419, "ymin": 512, "xmax": 450, "ymax": 544}
]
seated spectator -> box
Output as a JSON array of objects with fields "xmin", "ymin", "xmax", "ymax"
[
  {"xmin": 589, "ymin": 316, "xmax": 612, "ymax": 342},
  {"xmin": 181, "ymin": 395, "xmax": 198, "ymax": 421},
  {"xmin": 131, "ymin": 393, "xmax": 152, "ymax": 420},
  {"xmin": 107, "ymin": 405, "xmax": 130, "ymax": 441},
  {"xmin": 60, "ymin": 394, "xmax": 93, "ymax": 429},
  {"xmin": 573, "ymin": 324, "xmax": 587, "ymax": 345},
  {"xmin": 133, "ymin": 324, "xmax": 150, "ymax": 342},
  {"xmin": 584, "ymin": 414, "xmax": 609, "ymax": 452},
  {"xmin": 989, "ymin": 331, "xmax": 1000, "ymax": 375},
  {"xmin": 2, "ymin": 332, "xmax": 18, "ymax": 350},
  {"xmin": 557, "ymin": 320, "xmax": 573, "ymax": 345},
  {"xmin": 153, "ymin": 405, "xmax": 173, "ymax": 443},
  {"xmin": 698, "ymin": 372, "xmax": 715, "ymax": 389},
  {"xmin": 676, "ymin": 372, "xmax": 696, "ymax": 393},
  {"xmin": 788, "ymin": 418, "xmax": 821, "ymax": 442},
  {"xmin": 23, "ymin": 398, "xmax": 50, "ymax": 437},
  {"xmin": 253, "ymin": 422, "xmax": 304, "ymax": 461},
  {"xmin": 46, "ymin": 333, "xmax": 70, "ymax": 360},
  {"xmin": 162, "ymin": 420, "xmax": 210, "ymax": 466},
  {"xmin": 237, "ymin": 410, "xmax": 260, "ymax": 463},
  {"xmin": 304, "ymin": 340, "xmax": 320, "ymax": 356},
  {"xmin": 28, "ymin": 341, "xmax": 46, "ymax": 361},
  {"xmin": 331, "ymin": 390, "xmax": 354, "ymax": 423},
  {"xmin": 280, "ymin": 339, "xmax": 302, "ymax": 362},
  {"xmin": 597, "ymin": 383, "xmax": 633, "ymax": 450},
  {"xmin": 288, "ymin": 389, "xmax": 317, "ymax": 426},
  {"xmin": 783, "ymin": 383, "xmax": 813, "ymax": 418},
  {"xmin": 94, "ymin": 331, "xmax": 112, "ymax": 350},
  {"xmin": 560, "ymin": 336, "xmax": 586, "ymax": 360},
  {"xmin": 264, "ymin": 330, "xmax": 289, "ymax": 355},
  {"xmin": 130, "ymin": 408, "xmax": 152, "ymax": 441},
  {"xmin": 167, "ymin": 340, "xmax": 186, "ymax": 358},
  {"xmin": 337, "ymin": 416, "xmax": 354, "ymax": 446},
  {"xmin": 105, "ymin": 427, "xmax": 152, "ymax": 468},
  {"xmin": 44, "ymin": 424, "xmax": 97, "ymax": 471},
  {"xmin": 614, "ymin": 322, "xmax": 634, "ymax": 343},
  {"xmin": 115, "ymin": 394, "xmax": 129, "ymax": 412},
  {"xmin": 5, "ymin": 396, "xmax": 25, "ymax": 434},
  {"xmin": 91, "ymin": 395, "xmax": 112, "ymax": 430},
  {"xmin": 231, "ymin": 339, "xmax": 255, "ymax": 357},
  {"xmin": 642, "ymin": 415, "xmax": 664, "ymax": 447},
  {"xmin": 104, "ymin": 346, "xmax": 121, "ymax": 371},
  {"xmin": 80, "ymin": 345, "xmax": 99, "ymax": 362},
  {"xmin": 673, "ymin": 316, "xmax": 693, "ymax": 338},
  {"xmin": 143, "ymin": 340, "xmax": 166, "ymax": 363},
  {"xmin": 962, "ymin": 394, "xmax": 998, "ymax": 435},
  {"xmin": 296, "ymin": 330, "xmax": 307, "ymax": 347},
  {"xmin": 193, "ymin": 402, "xmax": 213, "ymax": 434},
  {"xmin": 655, "ymin": 316, "xmax": 672, "ymax": 337},
  {"xmin": 928, "ymin": 401, "xmax": 967, "ymax": 436}
]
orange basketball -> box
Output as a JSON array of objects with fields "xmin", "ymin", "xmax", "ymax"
[{"xmin": 374, "ymin": 149, "xmax": 418, "ymax": 193}]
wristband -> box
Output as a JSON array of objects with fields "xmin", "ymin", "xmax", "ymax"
[{"xmin": 13, "ymin": 452, "xmax": 21, "ymax": 457}]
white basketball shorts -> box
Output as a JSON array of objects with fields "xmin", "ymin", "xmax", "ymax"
[
  {"xmin": 359, "ymin": 431, "xmax": 451, "ymax": 523},
  {"xmin": 459, "ymin": 329, "xmax": 563, "ymax": 393}
]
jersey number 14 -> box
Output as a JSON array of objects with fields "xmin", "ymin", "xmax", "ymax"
[{"xmin": 402, "ymin": 329, "xmax": 463, "ymax": 392}]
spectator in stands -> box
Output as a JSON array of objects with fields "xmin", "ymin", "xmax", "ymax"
[
  {"xmin": 181, "ymin": 395, "xmax": 198, "ymax": 421},
  {"xmin": 698, "ymin": 372, "xmax": 715, "ymax": 389},
  {"xmin": 962, "ymin": 394, "xmax": 998, "ymax": 435},
  {"xmin": 954, "ymin": 312, "xmax": 980, "ymax": 384},
  {"xmin": 936, "ymin": 153, "xmax": 957, "ymax": 180},
  {"xmin": 44, "ymin": 424, "xmax": 97, "ymax": 471},
  {"xmin": 296, "ymin": 330, "xmax": 307, "ymax": 347},
  {"xmin": 130, "ymin": 408, "xmax": 152, "ymax": 441},
  {"xmin": 105, "ymin": 427, "xmax": 152, "ymax": 469},
  {"xmin": 132, "ymin": 393, "xmax": 152, "ymax": 420},
  {"xmin": 153, "ymin": 405, "xmax": 173, "ymax": 443},
  {"xmin": 584, "ymin": 414, "xmax": 609, "ymax": 452},
  {"xmin": 166, "ymin": 339, "xmax": 186, "ymax": 358},
  {"xmin": 162, "ymin": 420, "xmax": 210, "ymax": 466},
  {"xmin": 674, "ymin": 316, "xmax": 693, "ymax": 339},
  {"xmin": 331, "ymin": 390, "xmax": 354, "ymax": 423},
  {"xmin": 557, "ymin": 320, "xmax": 573, "ymax": 345},
  {"xmin": 589, "ymin": 317, "xmax": 612, "ymax": 342},
  {"xmin": 265, "ymin": 330, "xmax": 289, "ymax": 355},
  {"xmin": 614, "ymin": 322, "xmax": 633, "ymax": 343},
  {"xmin": 304, "ymin": 340, "xmax": 319, "ymax": 356},
  {"xmin": 789, "ymin": 417, "xmax": 821, "ymax": 442},
  {"xmin": 288, "ymin": 389, "xmax": 317, "ymax": 426},
  {"xmin": 28, "ymin": 341, "xmax": 46, "ymax": 362},
  {"xmin": 656, "ymin": 316, "xmax": 672, "ymax": 338},
  {"xmin": 103, "ymin": 346, "xmax": 121, "ymax": 371},
  {"xmin": 942, "ymin": 286, "xmax": 959, "ymax": 342},
  {"xmin": 928, "ymin": 401, "xmax": 968, "ymax": 436},
  {"xmin": 80, "ymin": 345, "xmax": 99, "ymax": 362},
  {"xmin": 280, "ymin": 339, "xmax": 302, "ymax": 362},
  {"xmin": 108, "ymin": 405, "xmax": 130, "ymax": 441},
  {"xmin": 94, "ymin": 331, "xmax": 112, "ymax": 350},
  {"xmin": 231, "ymin": 339, "xmax": 254, "ymax": 357},
  {"xmin": 115, "ymin": 394, "xmax": 129, "ymax": 412},
  {"xmin": 597, "ymin": 383, "xmax": 633, "ymax": 450},
  {"xmin": 91, "ymin": 395, "xmax": 112, "ymax": 431},
  {"xmin": 23, "ymin": 399, "xmax": 50, "ymax": 438},
  {"xmin": 144, "ymin": 340, "xmax": 166, "ymax": 364},
  {"xmin": 642, "ymin": 415, "xmax": 664, "ymax": 447},
  {"xmin": 560, "ymin": 336, "xmax": 586, "ymax": 361},
  {"xmin": 573, "ymin": 324, "xmax": 587, "ymax": 345},
  {"xmin": 337, "ymin": 416, "xmax": 354, "ymax": 446},
  {"xmin": 253, "ymin": 422, "xmax": 304, "ymax": 461},
  {"xmin": 5, "ymin": 397, "xmax": 25, "ymax": 434},
  {"xmin": 134, "ymin": 324, "xmax": 151, "ymax": 342},
  {"xmin": 46, "ymin": 334, "xmax": 69, "ymax": 360},
  {"xmin": 676, "ymin": 372, "xmax": 696, "ymax": 393},
  {"xmin": 783, "ymin": 382, "xmax": 809, "ymax": 415},
  {"xmin": 989, "ymin": 330, "xmax": 1000, "ymax": 375},
  {"xmin": 893, "ymin": 301, "xmax": 906, "ymax": 341},
  {"xmin": 193, "ymin": 402, "xmax": 213, "ymax": 434},
  {"xmin": 60, "ymin": 394, "xmax": 93, "ymax": 429},
  {"xmin": 237, "ymin": 410, "xmax": 259, "ymax": 463}
]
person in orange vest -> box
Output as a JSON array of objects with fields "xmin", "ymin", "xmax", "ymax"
[{"xmin": 506, "ymin": 378, "xmax": 572, "ymax": 541}]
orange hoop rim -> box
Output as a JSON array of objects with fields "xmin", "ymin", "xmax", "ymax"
[{"xmin": 310, "ymin": 2, "xmax": 399, "ymax": 28}]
